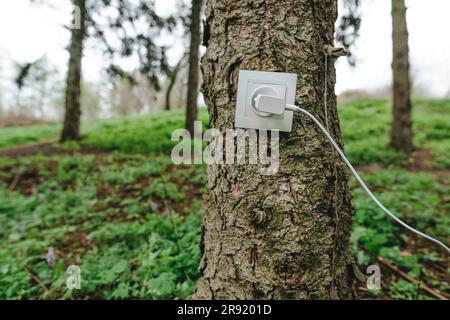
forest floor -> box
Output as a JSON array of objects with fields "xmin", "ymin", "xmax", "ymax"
[{"xmin": 0, "ymin": 99, "xmax": 448, "ymax": 300}]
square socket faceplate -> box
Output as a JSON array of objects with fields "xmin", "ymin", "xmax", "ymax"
[{"xmin": 235, "ymin": 70, "xmax": 297, "ymax": 132}]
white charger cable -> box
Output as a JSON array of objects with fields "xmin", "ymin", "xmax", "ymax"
[{"xmin": 255, "ymin": 94, "xmax": 450, "ymax": 253}]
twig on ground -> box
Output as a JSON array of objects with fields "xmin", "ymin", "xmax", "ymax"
[
  {"xmin": 376, "ymin": 256, "xmax": 448, "ymax": 300},
  {"xmin": 22, "ymin": 265, "xmax": 51, "ymax": 297},
  {"xmin": 8, "ymin": 172, "xmax": 21, "ymax": 191},
  {"xmin": 415, "ymin": 267, "xmax": 423, "ymax": 300}
]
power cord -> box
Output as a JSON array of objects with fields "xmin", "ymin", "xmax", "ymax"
[{"xmin": 255, "ymin": 94, "xmax": 450, "ymax": 253}]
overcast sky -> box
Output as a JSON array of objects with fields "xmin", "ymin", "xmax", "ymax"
[
  {"xmin": 0, "ymin": 0, "xmax": 449, "ymax": 100},
  {"xmin": 335, "ymin": 0, "xmax": 450, "ymax": 97}
]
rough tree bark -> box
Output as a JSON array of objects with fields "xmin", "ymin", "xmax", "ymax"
[
  {"xmin": 185, "ymin": 0, "xmax": 203, "ymax": 135},
  {"xmin": 194, "ymin": 0, "xmax": 356, "ymax": 299},
  {"xmin": 60, "ymin": 0, "xmax": 86, "ymax": 142},
  {"xmin": 390, "ymin": 0, "xmax": 413, "ymax": 152}
]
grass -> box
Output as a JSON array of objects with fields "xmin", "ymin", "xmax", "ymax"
[
  {"xmin": 0, "ymin": 100, "xmax": 448, "ymax": 299},
  {"xmin": 350, "ymin": 170, "xmax": 449, "ymax": 288},
  {"xmin": 338, "ymin": 99, "xmax": 450, "ymax": 167},
  {"xmin": 2, "ymin": 100, "xmax": 448, "ymax": 167},
  {"xmin": 0, "ymin": 153, "xmax": 204, "ymax": 299},
  {"xmin": 81, "ymin": 109, "xmax": 209, "ymax": 154},
  {"xmin": 0, "ymin": 124, "xmax": 61, "ymax": 150}
]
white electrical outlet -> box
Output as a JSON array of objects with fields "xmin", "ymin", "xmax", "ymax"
[{"xmin": 235, "ymin": 70, "xmax": 297, "ymax": 132}]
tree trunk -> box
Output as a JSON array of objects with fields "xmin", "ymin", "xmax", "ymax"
[
  {"xmin": 194, "ymin": 0, "xmax": 356, "ymax": 300},
  {"xmin": 185, "ymin": 0, "xmax": 203, "ymax": 135},
  {"xmin": 60, "ymin": 0, "xmax": 86, "ymax": 142},
  {"xmin": 390, "ymin": 0, "xmax": 413, "ymax": 152},
  {"xmin": 165, "ymin": 54, "xmax": 186, "ymax": 111}
]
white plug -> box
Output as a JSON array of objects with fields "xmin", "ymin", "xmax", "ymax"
[
  {"xmin": 253, "ymin": 94, "xmax": 300, "ymax": 115},
  {"xmin": 254, "ymin": 94, "xmax": 286, "ymax": 115}
]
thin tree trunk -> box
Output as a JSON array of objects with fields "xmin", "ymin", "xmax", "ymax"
[
  {"xmin": 194, "ymin": 0, "xmax": 355, "ymax": 300},
  {"xmin": 60, "ymin": 0, "xmax": 86, "ymax": 142},
  {"xmin": 390, "ymin": 0, "xmax": 413, "ymax": 152},
  {"xmin": 185, "ymin": 0, "xmax": 202, "ymax": 135},
  {"xmin": 165, "ymin": 54, "xmax": 186, "ymax": 111}
]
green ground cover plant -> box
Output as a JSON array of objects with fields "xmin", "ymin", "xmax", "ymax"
[{"xmin": 0, "ymin": 100, "xmax": 448, "ymax": 299}]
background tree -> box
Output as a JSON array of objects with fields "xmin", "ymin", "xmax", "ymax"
[
  {"xmin": 60, "ymin": 0, "xmax": 86, "ymax": 142},
  {"xmin": 194, "ymin": 0, "xmax": 356, "ymax": 299},
  {"xmin": 110, "ymin": 77, "xmax": 142, "ymax": 116},
  {"xmin": 14, "ymin": 57, "xmax": 60, "ymax": 118},
  {"xmin": 59, "ymin": 0, "xmax": 174, "ymax": 141},
  {"xmin": 185, "ymin": 0, "xmax": 203, "ymax": 135},
  {"xmin": 81, "ymin": 81, "xmax": 102, "ymax": 120},
  {"xmin": 14, "ymin": 60, "xmax": 36, "ymax": 112},
  {"xmin": 390, "ymin": 0, "xmax": 413, "ymax": 152},
  {"xmin": 336, "ymin": 0, "xmax": 361, "ymax": 66},
  {"xmin": 165, "ymin": 53, "xmax": 187, "ymax": 110}
]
